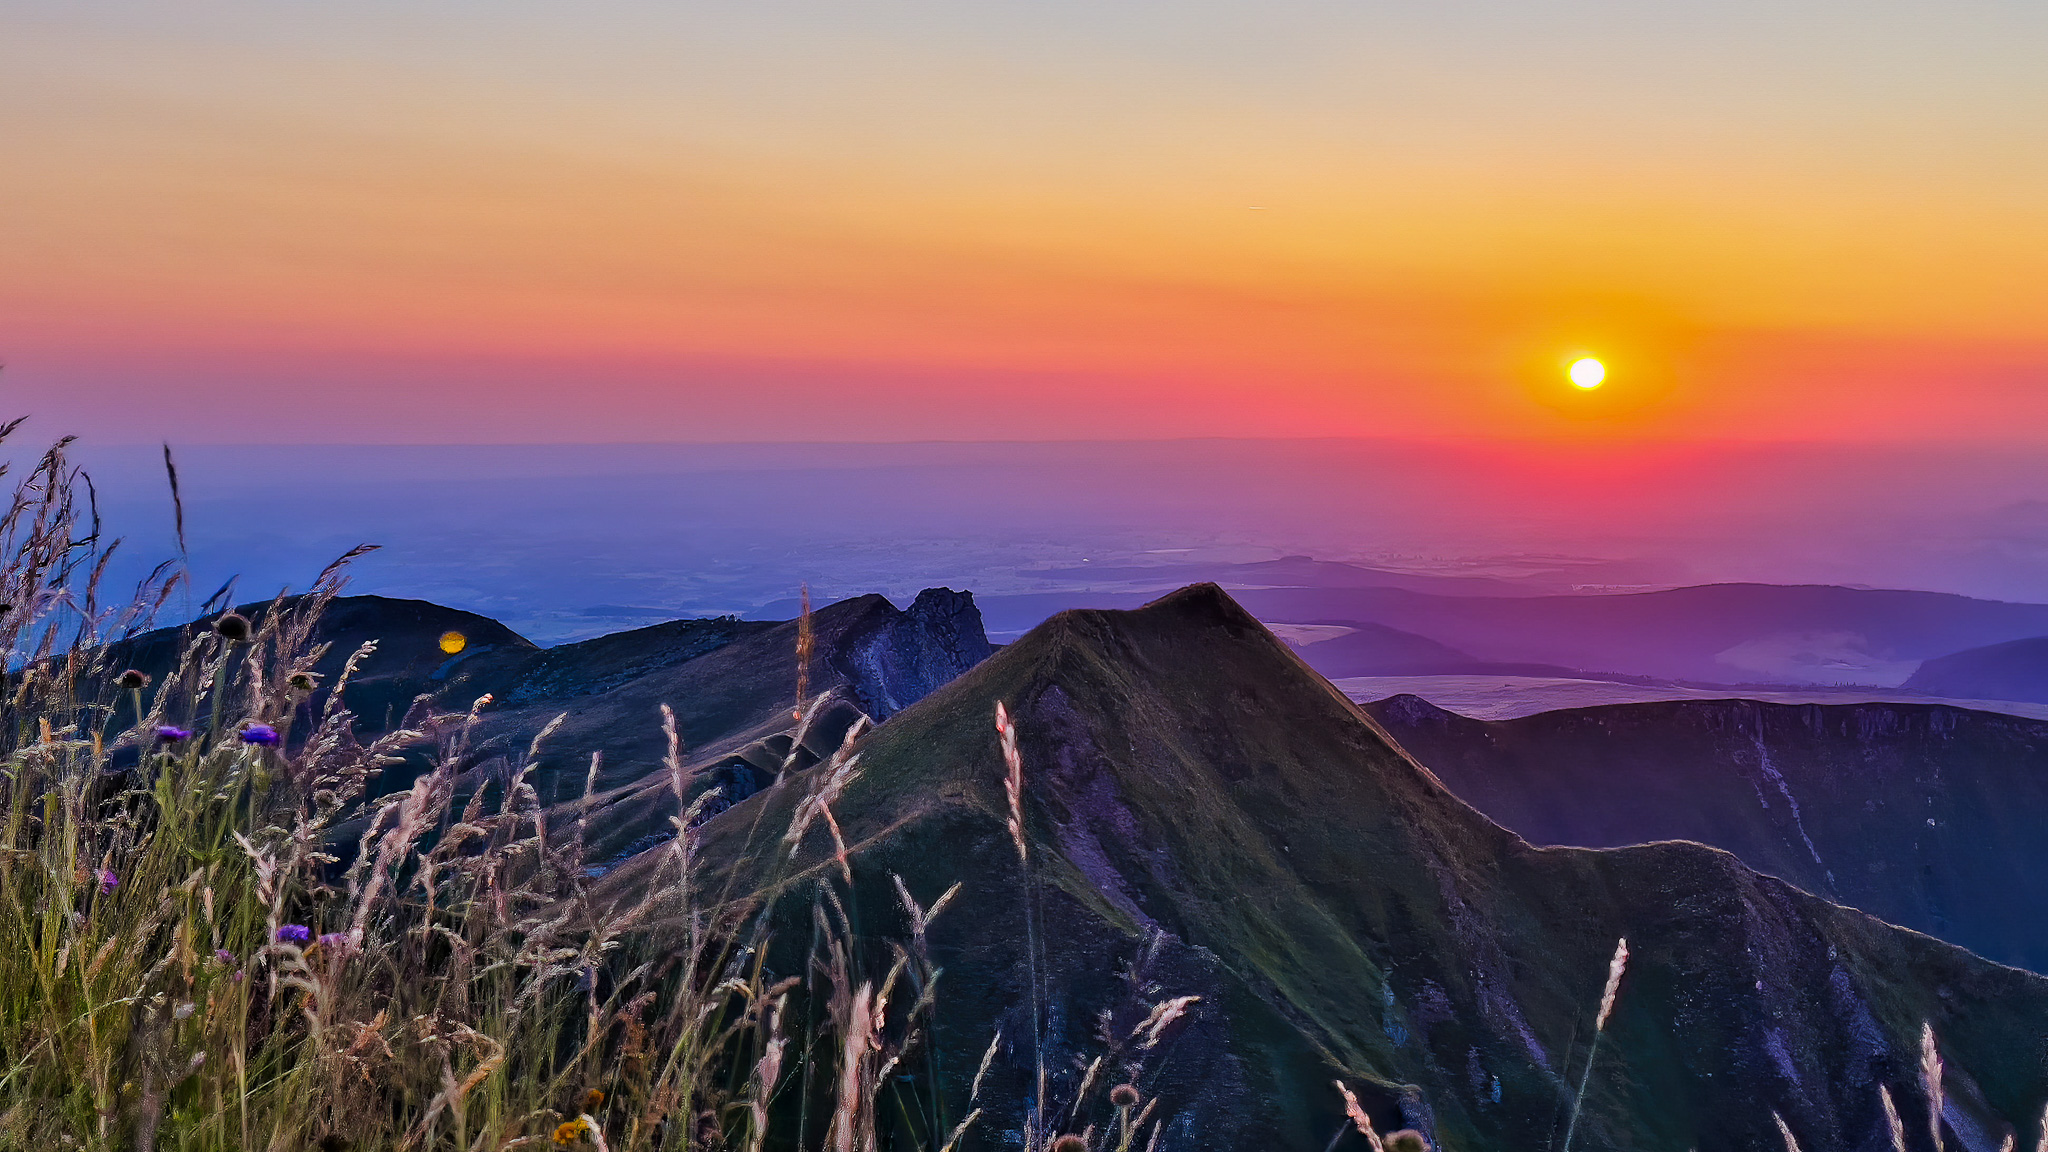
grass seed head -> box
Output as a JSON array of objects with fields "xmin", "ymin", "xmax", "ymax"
[{"xmin": 214, "ymin": 611, "xmax": 252, "ymax": 642}]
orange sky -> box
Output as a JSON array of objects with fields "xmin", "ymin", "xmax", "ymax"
[{"xmin": 5, "ymin": 2, "xmax": 2046, "ymax": 442}]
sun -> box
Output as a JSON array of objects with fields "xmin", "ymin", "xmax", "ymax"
[{"xmin": 1568, "ymin": 357, "xmax": 1606, "ymax": 390}]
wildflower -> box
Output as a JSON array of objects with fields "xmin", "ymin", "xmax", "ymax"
[
  {"xmin": 214, "ymin": 612, "xmax": 251, "ymax": 642},
  {"xmin": 1050, "ymin": 1137, "xmax": 1090, "ymax": 1152},
  {"xmin": 215, "ymin": 949, "xmax": 235, "ymax": 965},
  {"xmin": 96, "ymin": 869, "xmax": 118, "ymax": 895},
  {"xmin": 288, "ymin": 671, "xmax": 319, "ymax": 691},
  {"xmin": 239, "ymin": 724, "xmax": 280, "ymax": 746},
  {"xmin": 156, "ymin": 726, "xmax": 192, "ymax": 743},
  {"xmin": 275, "ymin": 924, "xmax": 312, "ymax": 944},
  {"xmin": 1111, "ymin": 1083, "xmax": 1141, "ymax": 1109},
  {"xmin": 116, "ymin": 669, "xmax": 151, "ymax": 690},
  {"xmin": 1385, "ymin": 1132, "xmax": 1431, "ymax": 1152},
  {"xmin": 552, "ymin": 1118, "xmax": 591, "ymax": 1145},
  {"xmin": 583, "ymin": 1089, "xmax": 605, "ymax": 1112},
  {"xmin": 173, "ymin": 1001, "xmax": 195, "ymax": 1020}
]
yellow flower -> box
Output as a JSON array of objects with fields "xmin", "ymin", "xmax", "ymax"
[
  {"xmin": 552, "ymin": 1118, "xmax": 590, "ymax": 1146},
  {"xmin": 583, "ymin": 1089, "xmax": 605, "ymax": 1112}
]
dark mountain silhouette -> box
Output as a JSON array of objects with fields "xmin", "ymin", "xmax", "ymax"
[
  {"xmin": 596, "ymin": 584, "xmax": 2048, "ymax": 1151},
  {"xmin": 973, "ymin": 581, "xmax": 2048, "ymax": 686},
  {"xmin": 1905, "ymin": 637, "xmax": 2048, "ymax": 703},
  {"xmin": 99, "ymin": 589, "xmax": 994, "ymax": 844},
  {"xmin": 1362, "ymin": 693, "xmax": 2048, "ymax": 974}
]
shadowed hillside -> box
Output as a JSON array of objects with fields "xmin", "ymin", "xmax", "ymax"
[
  {"xmin": 599, "ymin": 584, "xmax": 2048, "ymax": 1151},
  {"xmin": 1364, "ymin": 694, "xmax": 2048, "ymax": 974},
  {"xmin": 99, "ymin": 588, "xmax": 994, "ymax": 860},
  {"xmin": 1906, "ymin": 637, "xmax": 2048, "ymax": 704}
]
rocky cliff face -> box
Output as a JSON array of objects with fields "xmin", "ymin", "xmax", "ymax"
[
  {"xmin": 1365, "ymin": 692, "xmax": 2048, "ymax": 974},
  {"xmin": 600, "ymin": 585, "xmax": 2048, "ymax": 1152},
  {"xmin": 829, "ymin": 586, "xmax": 997, "ymax": 720}
]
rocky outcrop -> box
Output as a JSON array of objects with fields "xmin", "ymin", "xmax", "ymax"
[{"xmin": 830, "ymin": 586, "xmax": 996, "ymax": 719}]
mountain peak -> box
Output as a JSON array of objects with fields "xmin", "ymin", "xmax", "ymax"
[{"xmin": 684, "ymin": 581, "xmax": 2048, "ymax": 1151}]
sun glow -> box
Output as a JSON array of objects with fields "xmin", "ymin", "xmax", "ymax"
[{"xmin": 1569, "ymin": 358, "xmax": 1607, "ymax": 389}]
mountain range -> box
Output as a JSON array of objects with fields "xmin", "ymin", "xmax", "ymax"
[
  {"xmin": 963, "ymin": 571, "xmax": 2048, "ymax": 688},
  {"xmin": 97, "ymin": 583, "xmax": 2048, "ymax": 1148}
]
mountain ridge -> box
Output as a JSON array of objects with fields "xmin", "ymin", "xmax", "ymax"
[{"xmin": 616, "ymin": 583, "xmax": 2048, "ymax": 1151}]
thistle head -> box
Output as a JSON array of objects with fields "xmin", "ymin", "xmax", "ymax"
[
  {"xmin": 1110, "ymin": 1083, "xmax": 1141, "ymax": 1109},
  {"xmin": 1385, "ymin": 1131, "xmax": 1431, "ymax": 1152},
  {"xmin": 214, "ymin": 612, "xmax": 251, "ymax": 643},
  {"xmin": 1050, "ymin": 1137, "xmax": 1090, "ymax": 1152},
  {"xmin": 117, "ymin": 668, "xmax": 151, "ymax": 690}
]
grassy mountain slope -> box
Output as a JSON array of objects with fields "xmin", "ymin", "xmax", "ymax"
[
  {"xmin": 1364, "ymin": 693, "xmax": 2048, "ymax": 975},
  {"xmin": 620, "ymin": 584, "xmax": 2048, "ymax": 1151}
]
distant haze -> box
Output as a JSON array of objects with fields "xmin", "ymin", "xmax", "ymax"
[{"xmin": 53, "ymin": 437, "xmax": 2048, "ymax": 645}]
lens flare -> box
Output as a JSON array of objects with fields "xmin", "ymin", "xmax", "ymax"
[{"xmin": 1569, "ymin": 358, "xmax": 1606, "ymax": 389}]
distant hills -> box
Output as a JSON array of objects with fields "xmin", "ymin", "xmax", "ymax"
[
  {"xmin": 967, "ymin": 567, "xmax": 2048, "ymax": 687},
  {"xmin": 1906, "ymin": 636, "xmax": 2048, "ymax": 704},
  {"xmin": 1365, "ymin": 694, "xmax": 2048, "ymax": 974}
]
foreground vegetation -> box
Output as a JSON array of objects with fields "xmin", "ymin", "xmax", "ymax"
[
  {"xmin": 0, "ymin": 424, "xmax": 964, "ymax": 1150},
  {"xmin": 0, "ymin": 429, "xmax": 1269, "ymax": 1152}
]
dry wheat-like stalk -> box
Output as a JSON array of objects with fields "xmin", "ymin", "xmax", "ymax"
[
  {"xmin": 1596, "ymin": 938, "xmax": 1629, "ymax": 1030},
  {"xmin": 1335, "ymin": 1080, "xmax": 1385, "ymax": 1152},
  {"xmin": 1773, "ymin": 1111, "xmax": 1804, "ymax": 1152},
  {"xmin": 995, "ymin": 701, "xmax": 1028, "ymax": 862},
  {"xmin": 1922, "ymin": 1022, "xmax": 1946, "ymax": 1152},
  {"xmin": 1561, "ymin": 936, "xmax": 1629, "ymax": 1152},
  {"xmin": 794, "ymin": 584, "xmax": 814, "ymax": 720},
  {"xmin": 1132, "ymin": 996, "xmax": 1201, "ymax": 1050},
  {"xmin": 1881, "ymin": 1085, "xmax": 1907, "ymax": 1152}
]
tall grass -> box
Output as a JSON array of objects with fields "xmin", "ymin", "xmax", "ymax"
[
  {"xmin": 0, "ymin": 428, "xmax": 1209, "ymax": 1152},
  {"xmin": 0, "ymin": 431, "xmax": 931, "ymax": 1151}
]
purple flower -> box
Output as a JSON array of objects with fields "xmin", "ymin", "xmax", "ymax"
[
  {"xmin": 239, "ymin": 724, "xmax": 280, "ymax": 746},
  {"xmin": 275, "ymin": 924, "xmax": 312, "ymax": 944},
  {"xmin": 215, "ymin": 949, "xmax": 235, "ymax": 965},
  {"xmin": 317, "ymin": 932, "xmax": 351, "ymax": 954},
  {"xmin": 96, "ymin": 869, "xmax": 117, "ymax": 895},
  {"xmin": 156, "ymin": 726, "xmax": 192, "ymax": 743}
]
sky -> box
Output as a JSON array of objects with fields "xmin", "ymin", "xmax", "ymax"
[{"xmin": 4, "ymin": 0, "xmax": 2046, "ymax": 443}]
